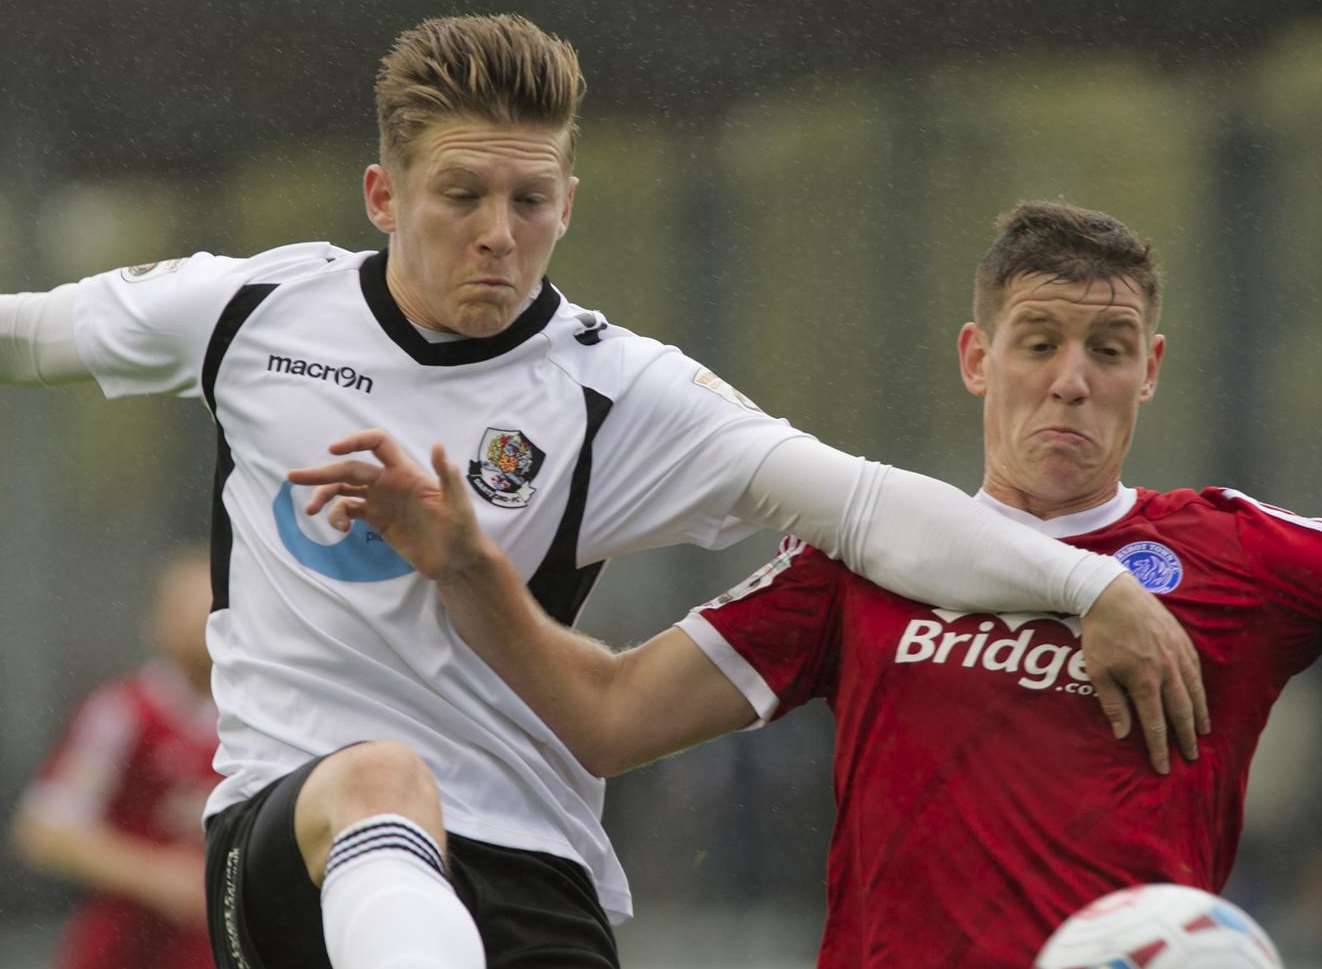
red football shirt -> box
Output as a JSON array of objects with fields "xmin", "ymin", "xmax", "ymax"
[
  {"xmin": 22, "ymin": 660, "xmax": 220, "ymax": 969},
  {"xmin": 679, "ymin": 486, "xmax": 1322, "ymax": 968}
]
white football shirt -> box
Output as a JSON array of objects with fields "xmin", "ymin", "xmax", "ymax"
[{"xmin": 70, "ymin": 243, "xmax": 803, "ymax": 921}]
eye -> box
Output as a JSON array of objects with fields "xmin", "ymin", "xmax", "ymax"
[
  {"xmin": 443, "ymin": 188, "xmax": 478, "ymax": 201},
  {"xmin": 1091, "ymin": 343, "xmax": 1123, "ymax": 358},
  {"xmin": 517, "ymin": 194, "xmax": 549, "ymax": 207}
]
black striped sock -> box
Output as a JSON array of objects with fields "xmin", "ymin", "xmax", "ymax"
[{"xmin": 323, "ymin": 814, "xmax": 448, "ymax": 887}]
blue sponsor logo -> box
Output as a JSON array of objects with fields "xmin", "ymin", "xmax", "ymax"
[
  {"xmin": 273, "ymin": 481, "xmax": 415, "ymax": 582},
  {"xmin": 1114, "ymin": 540, "xmax": 1183, "ymax": 594}
]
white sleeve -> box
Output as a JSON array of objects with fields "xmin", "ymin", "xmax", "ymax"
[
  {"xmin": 734, "ymin": 436, "xmax": 1125, "ymax": 615},
  {"xmin": 576, "ymin": 351, "xmax": 807, "ymax": 563},
  {"xmin": 0, "ymin": 285, "xmax": 90, "ymax": 386},
  {"xmin": 71, "ymin": 253, "xmax": 248, "ymax": 400}
]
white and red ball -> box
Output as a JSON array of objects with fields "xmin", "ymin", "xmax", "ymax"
[{"xmin": 1035, "ymin": 884, "xmax": 1283, "ymax": 969}]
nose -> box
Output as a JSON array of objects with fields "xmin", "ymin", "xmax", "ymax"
[
  {"xmin": 1049, "ymin": 345, "xmax": 1090, "ymax": 404},
  {"xmin": 476, "ymin": 199, "xmax": 515, "ymax": 257}
]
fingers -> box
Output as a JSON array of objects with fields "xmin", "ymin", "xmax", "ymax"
[
  {"xmin": 1180, "ymin": 637, "xmax": 1211, "ymax": 736},
  {"xmin": 289, "ymin": 459, "xmax": 384, "ymax": 490},
  {"xmin": 289, "ymin": 431, "xmax": 430, "ymax": 512},
  {"xmin": 1162, "ymin": 663, "xmax": 1200, "ymax": 765},
  {"xmin": 431, "ymin": 444, "xmax": 469, "ymax": 503},
  {"xmin": 1084, "ymin": 576, "xmax": 1209, "ymax": 775},
  {"xmin": 1125, "ymin": 676, "xmax": 1171, "ymax": 776},
  {"xmin": 1089, "ymin": 671, "xmax": 1132, "ymax": 741},
  {"xmin": 304, "ymin": 484, "xmax": 343, "ymax": 516},
  {"xmin": 326, "ymin": 427, "xmax": 388, "ymax": 456},
  {"xmin": 329, "ymin": 497, "xmax": 367, "ymax": 533},
  {"xmin": 1160, "ymin": 620, "xmax": 1203, "ymax": 761},
  {"xmin": 328, "ymin": 428, "xmax": 412, "ymax": 471},
  {"xmin": 292, "ymin": 478, "xmax": 372, "ymax": 516}
]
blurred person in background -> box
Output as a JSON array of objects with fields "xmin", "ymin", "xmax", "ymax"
[
  {"xmin": 0, "ymin": 12, "xmax": 1206, "ymax": 969},
  {"xmin": 302, "ymin": 201, "xmax": 1321, "ymax": 969},
  {"xmin": 10, "ymin": 548, "xmax": 217, "ymax": 969}
]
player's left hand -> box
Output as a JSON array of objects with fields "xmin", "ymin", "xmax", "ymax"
[
  {"xmin": 1081, "ymin": 572, "xmax": 1211, "ymax": 775},
  {"xmin": 288, "ymin": 428, "xmax": 493, "ymax": 583}
]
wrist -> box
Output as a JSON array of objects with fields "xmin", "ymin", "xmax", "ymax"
[
  {"xmin": 1081, "ymin": 567, "xmax": 1137, "ymax": 618},
  {"xmin": 1072, "ymin": 553, "xmax": 1128, "ymax": 616},
  {"xmin": 431, "ymin": 533, "xmax": 503, "ymax": 586}
]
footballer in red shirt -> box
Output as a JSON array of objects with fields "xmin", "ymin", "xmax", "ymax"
[
  {"xmin": 290, "ymin": 201, "xmax": 1314, "ymax": 967},
  {"xmin": 683, "ymin": 481, "xmax": 1321, "ymax": 965},
  {"xmin": 12, "ymin": 551, "xmax": 219, "ymax": 969}
]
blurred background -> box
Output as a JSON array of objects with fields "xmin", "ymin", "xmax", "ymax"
[{"xmin": 2, "ymin": 0, "xmax": 1321, "ymax": 966}]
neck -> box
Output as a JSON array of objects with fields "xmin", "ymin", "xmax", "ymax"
[
  {"xmin": 385, "ymin": 255, "xmax": 449, "ymax": 333},
  {"xmin": 384, "ymin": 254, "xmax": 539, "ymax": 335},
  {"xmin": 979, "ymin": 476, "xmax": 1121, "ymax": 521}
]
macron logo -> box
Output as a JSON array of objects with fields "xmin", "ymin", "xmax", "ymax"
[
  {"xmin": 267, "ymin": 355, "xmax": 374, "ymax": 395},
  {"xmin": 895, "ymin": 610, "xmax": 1097, "ymax": 695}
]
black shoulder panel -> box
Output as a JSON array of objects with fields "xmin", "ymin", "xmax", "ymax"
[
  {"xmin": 203, "ymin": 283, "xmax": 278, "ymax": 612},
  {"xmin": 527, "ymin": 386, "xmax": 614, "ymax": 625}
]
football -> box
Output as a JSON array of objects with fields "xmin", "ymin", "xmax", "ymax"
[{"xmin": 1035, "ymin": 884, "xmax": 1283, "ymax": 969}]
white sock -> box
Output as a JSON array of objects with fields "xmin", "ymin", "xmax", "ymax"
[{"xmin": 321, "ymin": 814, "xmax": 485, "ymax": 969}]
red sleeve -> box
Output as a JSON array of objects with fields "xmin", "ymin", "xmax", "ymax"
[
  {"xmin": 1215, "ymin": 489, "xmax": 1322, "ymax": 622},
  {"xmin": 22, "ymin": 678, "xmax": 143, "ymax": 825},
  {"xmin": 680, "ymin": 537, "xmax": 845, "ymax": 721}
]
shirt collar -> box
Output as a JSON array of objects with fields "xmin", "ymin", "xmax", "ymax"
[
  {"xmin": 973, "ymin": 485, "xmax": 1137, "ymax": 539},
  {"xmin": 359, "ymin": 250, "xmax": 559, "ymax": 366}
]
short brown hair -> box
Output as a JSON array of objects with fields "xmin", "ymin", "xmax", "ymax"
[
  {"xmin": 973, "ymin": 200, "xmax": 1162, "ymax": 331},
  {"xmin": 375, "ymin": 14, "xmax": 586, "ymax": 171}
]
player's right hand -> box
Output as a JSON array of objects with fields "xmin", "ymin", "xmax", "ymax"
[
  {"xmin": 1080, "ymin": 572, "xmax": 1211, "ymax": 774},
  {"xmin": 288, "ymin": 429, "xmax": 493, "ymax": 584}
]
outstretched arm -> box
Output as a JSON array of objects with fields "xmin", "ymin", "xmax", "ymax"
[
  {"xmin": 10, "ymin": 808, "xmax": 206, "ymax": 926},
  {"xmin": 735, "ymin": 437, "xmax": 1209, "ymax": 774},
  {"xmin": 289, "ymin": 430, "xmax": 756, "ymax": 777},
  {"xmin": 291, "ymin": 429, "xmax": 1208, "ymax": 776},
  {"xmin": 0, "ymin": 286, "xmax": 91, "ymax": 386}
]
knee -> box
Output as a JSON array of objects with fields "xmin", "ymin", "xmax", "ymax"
[
  {"xmin": 326, "ymin": 741, "xmax": 439, "ymax": 818},
  {"xmin": 296, "ymin": 741, "xmax": 446, "ymax": 884}
]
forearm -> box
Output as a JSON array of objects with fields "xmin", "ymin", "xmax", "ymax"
[
  {"xmin": 11, "ymin": 811, "xmax": 193, "ymax": 904},
  {"xmin": 437, "ymin": 545, "xmax": 754, "ymax": 776},
  {"xmin": 0, "ymin": 285, "xmax": 90, "ymax": 386},
  {"xmin": 437, "ymin": 543, "xmax": 626, "ymax": 775},
  {"xmin": 736, "ymin": 437, "xmax": 1125, "ymax": 614}
]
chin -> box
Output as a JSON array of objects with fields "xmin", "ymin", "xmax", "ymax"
[
  {"xmin": 1036, "ymin": 473, "xmax": 1107, "ymax": 507},
  {"xmin": 453, "ymin": 306, "xmax": 516, "ymax": 339}
]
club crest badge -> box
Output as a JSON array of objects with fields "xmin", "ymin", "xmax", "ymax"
[
  {"xmin": 1114, "ymin": 540, "xmax": 1183, "ymax": 594},
  {"xmin": 468, "ymin": 428, "xmax": 546, "ymax": 509},
  {"xmin": 120, "ymin": 257, "xmax": 185, "ymax": 283},
  {"xmin": 693, "ymin": 368, "xmax": 763, "ymax": 413}
]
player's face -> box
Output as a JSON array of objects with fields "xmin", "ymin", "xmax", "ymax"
[
  {"xmin": 364, "ymin": 118, "xmax": 577, "ymax": 338},
  {"xmin": 958, "ymin": 274, "xmax": 1165, "ymax": 518}
]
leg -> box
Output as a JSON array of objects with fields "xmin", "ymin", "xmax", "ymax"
[
  {"xmin": 204, "ymin": 743, "xmax": 484, "ymax": 969},
  {"xmin": 293, "ymin": 740, "xmax": 447, "ymax": 884},
  {"xmin": 295, "ymin": 741, "xmax": 485, "ymax": 969}
]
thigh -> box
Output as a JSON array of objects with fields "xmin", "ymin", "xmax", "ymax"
[
  {"xmin": 448, "ymin": 833, "xmax": 620, "ymax": 969},
  {"xmin": 204, "ymin": 756, "xmax": 330, "ymax": 969}
]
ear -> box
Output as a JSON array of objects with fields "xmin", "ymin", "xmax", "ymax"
[
  {"xmin": 363, "ymin": 164, "xmax": 397, "ymax": 234},
  {"xmin": 556, "ymin": 176, "xmax": 578, "ymax": 240},
  {"xmin": 1140, "ymin": 333, "xmax": 1165, "ymax": 402},
  {"xmin": 957, "ymin": 321, "xmax": 990, "ymax": 397}
]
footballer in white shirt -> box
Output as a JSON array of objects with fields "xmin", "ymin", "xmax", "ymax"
[{"xmin": 0, "ymin": 14, "xmax": 1205, "ymax": 969}]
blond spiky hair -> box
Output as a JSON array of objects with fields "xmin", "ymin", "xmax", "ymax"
[{"xmin": 375, "ymin": 14, "xmax": 586, "ymax": 170}]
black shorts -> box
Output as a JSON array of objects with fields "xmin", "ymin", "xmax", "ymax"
[{"xmin": 204, "ymin": 754, "xmax": 619, "ymax": 969}]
